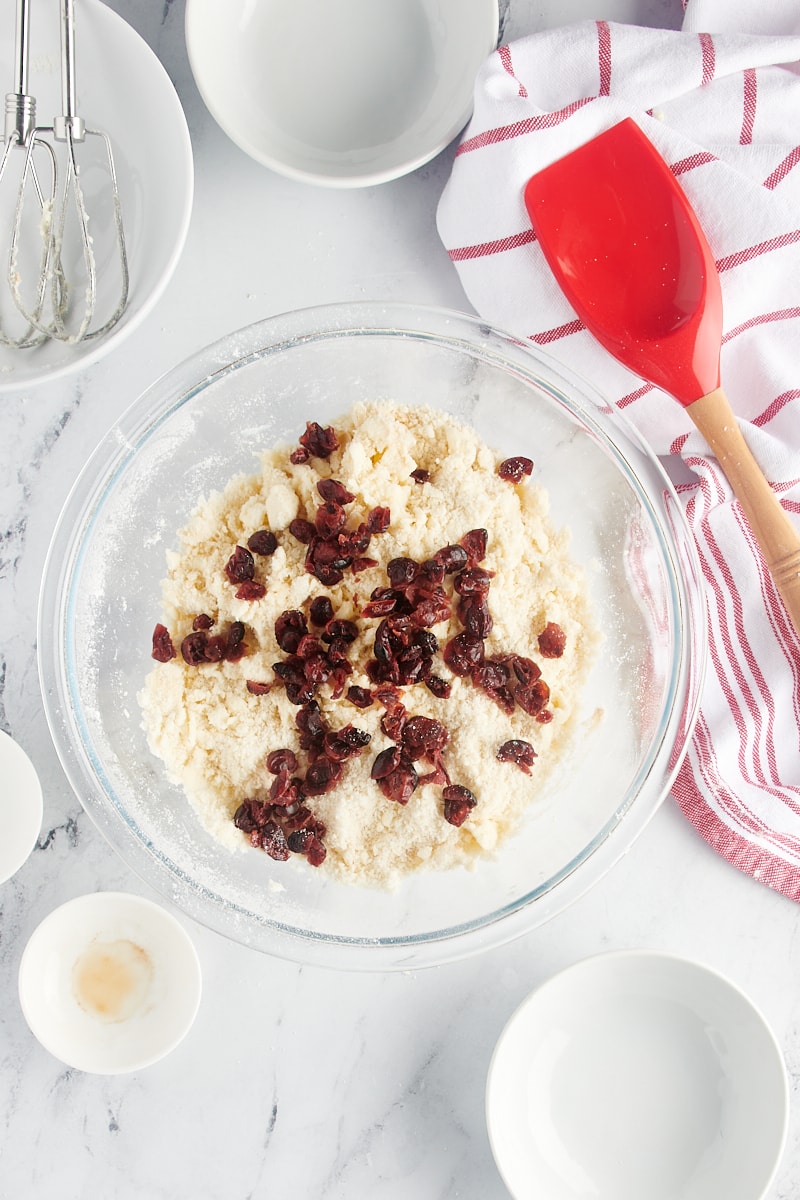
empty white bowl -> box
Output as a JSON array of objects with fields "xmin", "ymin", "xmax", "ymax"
[
  {"xmin": 18, "ymin": 892, "xmax": 202, "ymax": 1074},
  {"xmin": 185, "ymin": 0, "xmax": 499, "ymax": 187},
  {"xmin": 0, "ymin": 731, "xmax": 43, "ymax": 884},
  {"xmin": 486, "ymin": 951, "xmax": 789, "ymax": 1200}
]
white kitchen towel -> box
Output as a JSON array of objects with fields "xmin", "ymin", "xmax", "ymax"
[{"xmin": 436, "ymin": 2, "xmax": 800, "ymax": 898}]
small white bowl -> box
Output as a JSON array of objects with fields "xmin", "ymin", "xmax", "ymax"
[
  {"xmin": 18, "ymin": 892, "xmax": 202, "ymax": 1074},
  {"xmin": 486, "ymin": 951, "xmax": 789, "ymax": 1200},
  {"xmin": 185, "ymin": 0, "xmax": 499, "ymax": 187},
  {"xmin": 0, "ymin": 730, "xmax": 43, "ymax": 885}
]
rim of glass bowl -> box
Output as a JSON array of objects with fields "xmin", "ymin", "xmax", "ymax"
[{"xmin": 37, "ymin": 302, "xmax": 707, "ymax": 971}]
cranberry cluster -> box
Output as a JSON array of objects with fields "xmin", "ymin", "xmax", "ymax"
[
  {"xmin": 287, "ymin": 476, "xmax": 388, "ymax": 587},
  {"xmin": 152, "ymin": 615, "xmax": 248, "ymax": 666},
  {"xmin": 233, "ymin": 702, "xmax": 371, "ymax": 866},
  {"xmin": 222, "ymin": 529, "xmax": 278, "ymax": 601}
]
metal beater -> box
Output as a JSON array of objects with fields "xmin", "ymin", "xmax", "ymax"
[
  {"xmin": 0, "ymin": 0, "xmax": 58, "ymax": 347},
  {"xmin": 7, "ymin": 0, "xmax": 129, "ymax": 346}
]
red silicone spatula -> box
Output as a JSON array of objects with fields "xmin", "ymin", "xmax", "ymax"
[{"xmin": 524, "ymin": 118, "xmax": 800, "ymax": 637}]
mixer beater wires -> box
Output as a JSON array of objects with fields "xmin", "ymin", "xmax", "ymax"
[
  {"xmin": 2, "ymin": 0, "xmax": 129, "ymax": 348},
  {"xmin": 0, "ymin": 0, "xmax": 58, "ymax": 347}
]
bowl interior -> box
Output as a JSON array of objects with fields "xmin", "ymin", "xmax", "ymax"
[
  {"xmin": 185, "ymin": 0, "xmax": 498, "ymax": 186},
  {"xmin": 39, "ymin": 306, "xmax": 704, "ymax": 969}
]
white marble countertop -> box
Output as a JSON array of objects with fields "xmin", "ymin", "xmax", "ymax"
[{"xmin": 3, "ymin": 1, "xmax": 800, "ymax": 1197}]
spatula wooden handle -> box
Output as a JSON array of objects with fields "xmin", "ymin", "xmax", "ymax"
[{"xmin": 688, "ymin": 387, "xmax": 800, "ymax": 639}]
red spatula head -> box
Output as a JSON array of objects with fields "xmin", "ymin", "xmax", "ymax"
[{"xmin": 524, "ymin": 119, "xmax": 722, "ymax": 406}]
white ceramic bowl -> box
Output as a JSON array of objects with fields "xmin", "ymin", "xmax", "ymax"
[
  {"xmin": 185, "ymin": 0, "xmax": 499, "ymax": 187},
  {"xmin": 38, "ymin": 303, "xmax": 705, "ymax": 970},
  {"xmin": 0, "ymin": 730, "xmax": 43, "ymax": 884},
  {"xmin": 486, "ymin": 951, "xmax": 789, "ymax": 1200},
  {"xmin": 18, "ymin": 892, "xmax": 202, "ymax": 1074},
  {"xmin": 0, "ymin": 0, "xmax": 193, "ymax": 392}
]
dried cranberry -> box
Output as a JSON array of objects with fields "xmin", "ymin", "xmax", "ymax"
[
  {"xmin": 304, "ymin": 756, "xmax": 344, "ymax": 796},
  {"xmin": 192, "ymin": 613, "xmax": 215, "ymax": 631},
  {"xmin": 299, "ymin": 421, "xmax": 339, "ymax": 459},
  {"xmin": 317, "ymin": 478, "xmax": 354, "ymax": 504},
  {"xmin": 536, "ymin": 710, "xmax": 554, "ymax": 724},
  {"xmin": 323, "ymin": 618, "xmax": 358, "ymax": 643},
  {"xmin": 515, "ymin": 679, "xmax": 551, "ymax": 716},
  {"xmin": 235, "ymin": 579, "xmax": 266, "ymax": 601},
  {"xmin": 247, "ymin": 529, "xmax": 278, "ymax": 556},
  {"xmin": 246, "ymin": 679, "xmax": 271, "ymax": 695},
  {"xmin": 275, "ymin": 609, "xmax": 308, "ymax": 654},
  {"xmin": 434, "ymin": 544, "xmax": 469, "ymax": 574},
  {"xmin": 224, "ymin": 545, "xmax": 255, "ymax": 584},
  {"xmin": 151, "ymin": 623, "xmax": 176, "ymax": 662},
  {"xmin": 442, "ymin": 784, "xmax": 477, "ymax": 827},
  {"xmin": 366, "ymin": 506, "xmax": 390, "ymax": 534},
  {"xmin": 181, "ymin": 631, "xmax": 209, "ymax": 665},
  {"xmin": 410, "ymin": 468, "xmax": 430, "ymax": 484},
  {"xmin": 402, "ymin": 716, "xmax": 449, "ymax": 761},
  {"xmin": 370, "ymin": 745, "xmax": 403, "ymax": 779},
  {"xmin": 473, "ymin": 659, "xmax": 511, "ymax": 691},
  {"xmin": 538, "ymin": 621, "xmax": 566, "ymax": 658},
  {"xmin": 267, "ymin": 749, "xmax": 299, "ymax": 775},
  {"xmin": 387, "ymin": 558, "xmax": 418, "ymax": 588},
  {"xmin": 337, "ymin": 525, "xmax": 371, "ymax": 558},
  {"xmin": 309, "ymin": 596, "xmax": 334, "ymax": 626},
  {"xmin": 225, "ymin": 621, "xmax": 247, "ymax": 662},
  {"xmin": 361, "ymin": 596, "xmax": 397, "ymax": 619},
  {"xmin": 352, "ymin": 556, "xmax": 378, "ymax": 574},
  {"xmin": 303, "ymin": 653, "xmax": 331, "ymax": 686},
  {"xmin": 290, "ymin": 445, "xmax": 311, "ymax": 465},
  {"xmin": 411, "ymin": 590, "xmax": 451, "ymax": 628},
  {"xmin": 380, "ymin": 705, "xmax": 407, "ymax": 741},
  {"xmin": 269, "ymin": 772, "xmax": 303, "ymax": 806},
  {"xmin": 286, "ymin": 827, "xmax": 314, "ymax": 853},
  {"xmin": 315, "ymin": 501, "xmax": 347, "ymax": 539},
  {"xmin": 512, "ymin": 655, "xmax": 541, "ymax": 685},
  {"xmin": 202, "ymin": 636, "xmax": 226, "ymax": 662},
  {"xmin": 497, "ymin": 739, "xmax": 537, "ymax": 774},
  {"xmin": 443, "ymin": 632, "xmax": 485, "ymax": 676},
  {"xmin": 305, "ymin": 836, "xmax": 327, "ymax": 867},
  {"xmin": 461, "ymin": 529, "xmax": 488, "ymax": 563},
  {"xmin": 458, "ymin": 595, "xmax": 493, "ymax": 638},
  {"xmin": 419, "ymin": 559, "xmax": 445, "ymax": 585},
  {"xmin": 346, "ymin": 685, "xmax": 373, "ymax": 708},
  {"xmin": 257, "ymin": 819, "xmax": 290, "ymax": 860},
  {"xmin": 296, "ymin": 702, "xmax": 327, "ymax": 750},
  {"xmin": 295, "ymin": 633, "xmax": 321, "ymax": 658},
  {"xmin": 453, "ymin": 567, "xmax": 493, "ymax": 596},
  {"xmin": 325, "ymin": 638, "xmax": 352, "ymax": 667},
  {"xmin": 233, "ymin": 799, "xmax": 263, "ymax": 834},
  {"xmin": 288, "ymin": 517, "xmax": 317, "ymax": 545},
  {"xmin": 377, "ymin": 765, "xmax": 418, "ymax": 805},
  {"xmin": 425, "ymin": 675, "xmax": 452, "ymax": 699},
  {"xmin": 325, "ymin": 725, "xmax": 371, "ymax": 761},
  {"xmin": 498, "ymin": 456, "xmax": 534, "ymax": 482}
]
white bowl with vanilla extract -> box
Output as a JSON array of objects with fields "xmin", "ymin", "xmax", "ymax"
[{"xmin": 18, "ymin": 892, "xmax": 202, "ymax": 1074}]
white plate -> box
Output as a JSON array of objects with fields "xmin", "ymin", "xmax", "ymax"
[
  {"xmin": 185, "ymin": 0, "xmax": 499, "ymax": 188},
  {"xmin": 0, "ymin": 730, "xmax": 43, "ymax": 884},
  {"xmin": 0, "ymin": 0, "xmax": 193, "ymax": 392},
  {"xmin": 18, "ymin": 891, "xmax": 202, "ymax": 1074},
  {"xmin": 486, "ymin": 951, "xmax": 789, "ymax": 1200}
]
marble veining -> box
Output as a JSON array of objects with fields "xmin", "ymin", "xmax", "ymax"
[{"xmin": 1, "ymin": 1, "xmax": 798, "ymax": 1198}]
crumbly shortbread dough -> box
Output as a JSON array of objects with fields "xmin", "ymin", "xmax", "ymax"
[{"xmin": 140, "ymin": 401, "xmax": 600, "ymax": 888}]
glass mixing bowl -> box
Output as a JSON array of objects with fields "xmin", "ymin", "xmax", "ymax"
[{"xmin": 38, "ymin": 304, "xmax": 706, "ymax": 970}]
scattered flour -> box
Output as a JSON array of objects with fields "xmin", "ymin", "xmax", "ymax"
[{"xmin": 139, "ymin": 401, "xmax": 600, "ymax": 889}]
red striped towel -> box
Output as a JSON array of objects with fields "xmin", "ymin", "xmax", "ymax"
[{"xmin": 436, "ymin": 4, "xmax": 800, "ymax": 899}]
